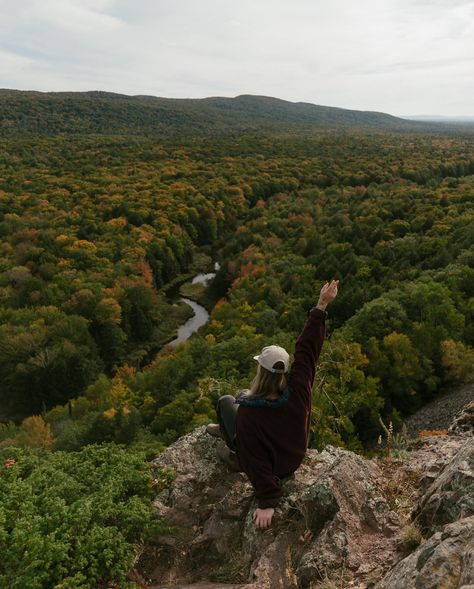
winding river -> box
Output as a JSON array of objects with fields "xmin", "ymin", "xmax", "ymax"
[{"xmin": 166, "ymin": 262, "xmax": 220, "ymax": 348}]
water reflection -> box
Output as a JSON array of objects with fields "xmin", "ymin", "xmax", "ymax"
[
  {"xmin": 167, "ymin": 297, "xmax": 210, "ymax": 347},
  {"xmin": 166, "ymin": 262, "xmax": 220, "ymax": 348},
  {"xmin": 191, "ymin": 261, "xmax": 220, "ymax": 285}
]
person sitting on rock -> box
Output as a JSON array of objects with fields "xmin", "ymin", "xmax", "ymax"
[{"xmin": 206, "ymin": 279, "xmax": 339, "ymax": 529}]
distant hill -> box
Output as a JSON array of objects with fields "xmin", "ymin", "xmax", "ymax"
[
  {"xmin": 0, "ymin": 89, "xmax": 425, "ymax": 136},
  {"xmin": 403, "ymin": 114, "xmax": 474, "ymax": 124}
]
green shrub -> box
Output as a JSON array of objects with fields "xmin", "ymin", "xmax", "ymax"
[{"xmin": 0, "ymin": 443, "xmax": 172, "ymax": 588}]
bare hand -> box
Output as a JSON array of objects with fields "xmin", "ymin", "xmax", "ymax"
[
  {"xmin": 253, "ymin": 507, "xmax": 274, "ymax": 529},
  {"xmin": 317, "ymin": 279, "xmax": 339, "ymax": 307}
]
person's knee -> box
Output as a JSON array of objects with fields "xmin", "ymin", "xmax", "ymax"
[
  {"xmin": 219, "ymin": 395, "xmax": 235, "ymax": 401},
  {"xmin": 217, "ymin": 395, "xmax": 235, "ymax": 408}
]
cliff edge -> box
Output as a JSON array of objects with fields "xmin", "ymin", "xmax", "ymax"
[{"xmin": 130, "ymin": 401, "xmax": 473, "ymax": 589}]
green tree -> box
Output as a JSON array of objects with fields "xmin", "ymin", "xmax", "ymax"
[{"xmin": 366, "ymin": 332, "xmax": 435, "ymax": 413}]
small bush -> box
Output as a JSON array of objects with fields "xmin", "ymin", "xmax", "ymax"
[
  {"xmin": 396, "ymin": 523, "xmax": 423, "ymax": 555},
  {"xmin": 53, "ymin": 420, "xmax": 90, "ymax": 451},
  {"xmin": 0, "ymin": 443, "xmax": 173, "ymax": 588},
  {"xmin": 0, "ymin": 415, "xmax": 54, "ymax": 449}
]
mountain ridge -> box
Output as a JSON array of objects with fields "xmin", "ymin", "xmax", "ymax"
[{"xmin": 0, "ymin": 88, "xmax": 425, "ymax": 136}]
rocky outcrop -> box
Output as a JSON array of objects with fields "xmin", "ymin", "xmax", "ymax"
[
  {"xmin": 404, "ymin": 381, "xmax": 474, "ymax": 438},
  {"xmin": 449, "ymin": 400, "xmax": 474, "ymax": 436},
  {"xmin": 137, "ymin": 400, "xmax": 474, "ymax": 589},
  {"xmin": 402, "ymin": 432, "xmax": 469, "ymax": 495},
  {"xmin": 376, "ymin": 410, "xmax": 474, "ymax": 589},
  {"xmin": 138, "ymin": 427, "xmax": 402, "ymax": 588},
  {"xmin": 376, "ymin": 516, "xmax": 474, "ymax": 589},
  {"xmin": 411, "ymin": 438, "xmax": 474, "ymax": 536}
]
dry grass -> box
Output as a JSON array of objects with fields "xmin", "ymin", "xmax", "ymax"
[
  {"xmin": 418, "ymin": 428, "xmax": 448, "ymax": 436},
  {"xmin": 306, "ymin": 556, "xmax": 355, "ymax": 589},
  {"xmin": 395, "ymin": 522, "xmax": 423, "ymax": 555},
  {"xmin": 208, "ymin": 536, "xmax": 253, "ymax": 584},
  {"xmin": 209, "ymin": 553, "xmax": 253, "ymax": 584},
  {"xmin": 310, "ymin": 580, "xmax": 339, "ymax": 589},
  {"xmin": 376, "ymin": 456, "xmax": 422, "ymax": 520}
]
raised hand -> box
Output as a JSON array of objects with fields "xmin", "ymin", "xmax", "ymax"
[{"xmin": 317, "ymin": 279, "xmax": 339, "ymax": 309}]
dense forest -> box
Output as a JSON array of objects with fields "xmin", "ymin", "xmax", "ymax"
[
  {"xmin": 0, "ymin": 96, "xmax": 473, "ymax": 586},
  {"xmin": 0, "ymin": 89, "xmax": 442, "ymax": 136}
]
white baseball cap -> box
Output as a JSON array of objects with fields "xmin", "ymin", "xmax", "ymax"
[{"xmin": 253, "ymin": 345, "xmax": 290, "ymax": 374}]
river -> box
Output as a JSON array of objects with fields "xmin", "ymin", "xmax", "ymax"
[{"xmin": 166, "ymin": 261, "xmax": 220, "ymax": 348}]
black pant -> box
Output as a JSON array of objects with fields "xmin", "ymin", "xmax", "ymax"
[{"xmin": 216, "ymin": 395, "xmax": 238, "ymax": 452}]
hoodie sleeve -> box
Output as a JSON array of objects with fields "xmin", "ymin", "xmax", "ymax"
[
  {"xmin": 235, "ymin": 426, "xmax": 283, "ymax": 509},
  {"xmin": 287, "ymin": 307, "xmax": 327, "ymax": 406}
]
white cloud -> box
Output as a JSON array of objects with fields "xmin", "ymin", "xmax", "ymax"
[
  {"xmin": 23, "ymin": 0, "xmax": 123, "ymax": 34},
  {"xmin": 0, "ymin": 50, "xmax": 33, "ymax": 76},
  {"xmin": 0, "ymin": 0, "xmax": 472, "ymax": 115}
]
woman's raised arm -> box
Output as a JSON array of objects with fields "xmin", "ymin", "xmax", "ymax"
[{"xmin": 287, "ymin": 280, "xmax": 339, "ymax": 404}]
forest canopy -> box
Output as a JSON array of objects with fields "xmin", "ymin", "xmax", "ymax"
[
  {"xmin": 0, "ymin": 130, "xmax": 472, "ymax": 452},
  {"xmin": 0, "ymin": 90, "xmax": 432, "ymax": 136},
  {"xmin": 0, "ymin": 102, "xmax": 473, "ymax": 588}
]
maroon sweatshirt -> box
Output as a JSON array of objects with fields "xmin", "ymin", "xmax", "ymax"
[{"xmin": 233, "ymin": 307, "xmax": 327, "ymax": 509}]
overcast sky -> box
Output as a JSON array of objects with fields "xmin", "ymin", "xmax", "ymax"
[{"xmin": 0, "ymin": 0, "xmax": 473, "ymax": 116}]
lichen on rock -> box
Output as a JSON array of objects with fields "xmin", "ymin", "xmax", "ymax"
[
  {"xmin": 449, "ymin": 400, "xmax": 474, "ymax": 436},
  {"xmin": 143, "ymin": 426, "xmax": 402, "ymax": 587},
  {"xmin": 411, "ymin": 438, "xmax": 474, "ymax": 536},
  {"xmin": 375, "ymin": 516, "xmax": 474, "ymax": 589},
  {"xmin": 140, "ymin": 400, "xmax": 474, "ymax": 589}
]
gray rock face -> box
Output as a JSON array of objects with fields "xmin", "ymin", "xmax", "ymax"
[
  {"xmin": 143, "ymin": 426, "xmax": 402, "ymax": 588},
  {"xmin": 138, "ymin": 399, "xmax": 474, "ymax": 589},
  {"xmin": 287, "ymin": 447, "xmax": 400, "ymax": 586},
  {"xmin": 412, "ymin": 438, "xmax": 474, "ymax": 536},
  {"xmin": 449, "ymin": 400, "xmax": 474, "ymax": 436},
  {"xmin": 376, "ymin": 408, "xmax": 474, "ymax": 589},
  {"xmin": 404, "ymin": 381, "xmax": 474, "ymax": 438},
  {"xmin": 375, "ymin": 516, "xmax": 474, "ymax": 589},
  {"xmin": 403, "ymin": 433, "xmax": 469, "ymax": 495}
]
